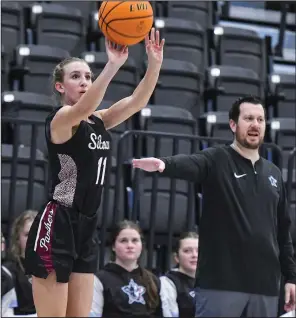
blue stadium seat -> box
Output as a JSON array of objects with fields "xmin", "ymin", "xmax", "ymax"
[
  {"xmin": 205, "ymin": 65, "xmax": 264, "ymax": 112},
  {"xmin": 26, "ymin": 2, "xmax": 86, "ymax": 55},
  {"xmin": 269, "ymin": 118, "xmax": 296, "ymax": 166},
  {"xmin": 1, "ymin": 143, "xmax": 47, "ymax": 227},
  {"xmin": 150, "ymin": 59, "xmax": 204, "ymax": 118},
  {"xmin": 213, "ymin": 25, "xmax": 267, "ymax": 82},
  {"xmin": 95, "ymin": 99, "xmax": 133, "ymax": 161},
  {"xmin": 154, "ymin": 18, "xmax": 208, "ymax": 72},
  {"xmin": 81, "ymin": 51, "xmax": 138, "ymax": 101},
  {"xmin": 140, "ymin": 104, "xmax": 198, "ymax": 157},
  {"xmin": 1, "ymin": 45, "xmax": 9, "ymax": 91},
  {"xmin": 1, "ymin": 1, "xmax": 25, "ymax": 55},
  {"xmin": 268, "ymin": 73, "xmax": 296, "ymax": 118},
  {"xmin": 167, "ymin": 1, "xmax": 214, "ymax": 30},
  {"xmin": 11, "ymin": 44, "xmax": 70, "ymax": 95},
  {"xmin": 2, "ymin": 91, "xmax": 55, "ymax": 154}
]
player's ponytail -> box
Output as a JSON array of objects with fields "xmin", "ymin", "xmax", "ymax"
[{"xmin": 138, "ymin": 266, "xmax": 160, "ymax": 310}]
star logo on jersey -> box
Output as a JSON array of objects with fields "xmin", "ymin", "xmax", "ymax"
[
  {"xmin": 121, "ymin": 279, "xmax": 146, "ymax": 305},
  {"xmin": 189, "ymin": 291, "xmax": 195, "ymax": 298},
  {"xmin": 268, "ymin": 176, "xmax": 277, "ymax": 188}
]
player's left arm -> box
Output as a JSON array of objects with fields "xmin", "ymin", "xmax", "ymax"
[
  {"xmin": 95, "ymin": 28, "xmax": 165, "ymax": 130},
  {"xmin": 277, "ymin": 176, "xmax": 296, "ymax": 280}
]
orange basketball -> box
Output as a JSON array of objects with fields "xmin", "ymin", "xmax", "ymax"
[{"xmin": 98, "ymin": 1, "xmax": 154, "ymax": 46}]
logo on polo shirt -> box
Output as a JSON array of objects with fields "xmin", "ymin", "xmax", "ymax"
[{"xmin": 268, "ymin": 176, "xmax": 277, "ymax": 188}]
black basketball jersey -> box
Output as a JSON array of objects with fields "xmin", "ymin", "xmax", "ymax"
[
  {"xmin": 98, "ymin": 263, "xmax": 163, "ymax": 317},
  {"xmin": 3, "ymin": 258, "xmax": 35, "ymax": 315},
  {"xmin": 45, "ymin": 108, "xmax": 112, "ymax": 216},
  {"xmin": 166, "ymin": 270, "xmax": 195, "ymax": 318}
]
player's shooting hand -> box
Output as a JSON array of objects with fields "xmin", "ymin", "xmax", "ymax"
[
  {"xmin": 132, "ymin": 157, "xmax": 165, "ymax": 172},
  {"xmin": 145, "ymin": 28, "xmax": 165, "ymax": 67},
  {"xmin": 105, "ymin": 39, "xmax": 128, "ymax": 67},
  {"xmin": 284, "ymin": 283, "xmax": 296, "ymax": 312}
]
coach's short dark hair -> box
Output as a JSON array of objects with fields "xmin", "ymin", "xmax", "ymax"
[{"xmin": 229, "ymin": 95, "xmax": 264, "ymax": 123}]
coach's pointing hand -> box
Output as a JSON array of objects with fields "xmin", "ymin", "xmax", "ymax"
[
  {"xmin": 284, "ymin": 283, "xmax": 296, "ymax": 312},
  {"xmin": 132, "ymin": 158, "xmax": 165, "ymax": 172}
]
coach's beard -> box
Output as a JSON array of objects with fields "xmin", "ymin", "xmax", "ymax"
[{"xmin": 235, "ymin": 132, "xmax": 263, "ymax": 150}]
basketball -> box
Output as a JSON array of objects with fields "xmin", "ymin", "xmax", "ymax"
[{"xmin": 98, "ymin": 1, "xmax": 154, "ymax": 46}]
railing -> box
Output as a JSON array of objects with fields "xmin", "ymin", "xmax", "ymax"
[{"xmin": 1, "ymin": 117, "xmax": 49, "ymax": 242}]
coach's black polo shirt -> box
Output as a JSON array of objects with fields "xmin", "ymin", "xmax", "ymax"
[{"xmin": 161, "ymin": 145, "xmax": 296, "ymax": 296}]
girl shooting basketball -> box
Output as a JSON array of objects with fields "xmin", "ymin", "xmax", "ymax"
[{"xmin": 25, "ymin": 28, "xmax": 164, "ymax": 317}]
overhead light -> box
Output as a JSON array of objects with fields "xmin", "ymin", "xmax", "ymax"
[
  {"xmin": 141, "ymin": 108, "xmax": 151, "ymax": 117},
  {"xmin": 207, "ymin": 114, "xmax": 217, "ymax": 123},
  {"xmin": 19, "ymin": 46, "xmax": 30, "ymax": 56},
  {"xmin": 3, "ymin": 94, "xmax": 15, "ymax": 102},
  {"xmin": 32, "ymin": 4, "xmax": 43, "ymax": 14},
  {"xmin": 211, "ymin": 67, "xmax": 220, "ymax": 77},
  {"xmin": 271, "ymin": 74, "xmax": 280, "ymax": 84},
  {"xmin": 271, "ymin": 121, "xmax": 280, "ymax": 130},
  {"xmin": 155, "ymin": 19, "xmax": 165, "ymax": 28},
  {"xmin": 84, "ymin": 54, "xmax": 95, "ymax": 63},
  {"xmin": 214, "ymin": 26, "xmax": 224, "ymax": 35}
]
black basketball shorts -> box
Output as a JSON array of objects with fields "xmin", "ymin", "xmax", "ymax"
[{"xmin": 25, "ymin": 201, "xmax": 99, "ymax": 283}]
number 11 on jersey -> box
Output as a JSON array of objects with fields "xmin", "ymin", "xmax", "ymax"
[{"xmin": 96, "ymin": 157, "xmax": 107, "ymax": 185}]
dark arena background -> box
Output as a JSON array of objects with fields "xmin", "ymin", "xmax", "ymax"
[{"xmin": 1, "ymin": 1, "xmax": 295, "ymax": 317}]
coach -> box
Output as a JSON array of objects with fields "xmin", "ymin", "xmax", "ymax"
[{"xmin": 132, "ymin": 96, "xmax": 296, "ymax": 317}]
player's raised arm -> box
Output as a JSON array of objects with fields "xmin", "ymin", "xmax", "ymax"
[
  {"xmin": 132, "ymin": 148, "xmax": 216, "ymax": 183},
  {"xmin": 50, "ymin": 40, "xmax": 128, "ymax": 143},
  {"xmin": 95, "ymin": 28, "xmax": 165, "ymax": 130}
]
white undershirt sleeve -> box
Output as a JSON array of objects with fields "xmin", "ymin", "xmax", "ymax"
[
  {"xmin": 159, "ymin": 276, "xmax": 179, "ymax": 318},
  {"xmin": 90, "ymin": 276, "xmax": 104, "ymax": 317}
]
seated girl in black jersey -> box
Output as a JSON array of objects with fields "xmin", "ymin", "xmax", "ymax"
[
  {"xmin": 90, "ymin": 220, "xmax": 178, "ymax": 317},
  {"xmin": 160, "ymin": 232, "xmax": 199, "ymax": 318},
  {"xmin": 3, "ymin": 210, "xmax": 37, "ymax": 317}
]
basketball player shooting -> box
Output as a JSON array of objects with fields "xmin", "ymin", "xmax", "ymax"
[{"xmin": 24, "ymin": 27, "xmax": 164, "ymax": 317}]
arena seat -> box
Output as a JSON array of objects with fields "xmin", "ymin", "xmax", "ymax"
[
  {"xmin": 2, "ymin": 91, "xmax": 55, "ymax": 154},
  {"xmin": 154, "ymin": 18, "xmax": 208, "ymax": 72},
  {"xmin": 205, "ymin": 65, "xmax": 263, "ymax": 112},
  {"xmin": 167, "ymin": 1, "xmax": 214, "ymax": 30},
  {"xmin": 95, "ymin": 99, "xmax": 133, "ymax": 161},
  {"xmin": 26, "ymin": 2, "xmax": 86, "ymax": 55},
  {"xmin": 1, "ymin": 1, "xmax": 25, "ymax": 55},
  {"xmin": 81, "ymin": 52, "xmax": 138, "ymax": 101},
  {"xmin": 268, "ymin": 73, "xmax": 296, "ymax": 118},
  {"xmin": 150, "ymin": 58, "xmax": 203, "ymax": 118},
  {"xmin": 1, "ymin": 144, "xmax": 47, "ymax": 227},
  {"xmin": 137, "ymin": 181, "xmax": 196, "ymax": 235},
  {"xmin": 1, "ymin": 45, "xmax": 9, "ymax": 91},
  {"xmin": 11, "ymin": 44, "xmax": 70, "ymax": 95},
  {"xmin": 140, "ymin": 104, "xmax": 198, "ymax": 157},
  {"xmin": 56, "ymin": 1, "xmax": 97, "ymax": 21},
  {"xmin": 213, "ymin": 25, "xmax": 267, "ymax": 82},
  {"xmin": 269, "ymin": 118, "xmax": 296, "ymax": 167},
  {"xmin": 199, "ymin": 111, "xmax": 233, "ymax": 140}
]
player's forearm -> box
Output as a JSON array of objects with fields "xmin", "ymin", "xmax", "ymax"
[
  {"xmin": 130, "ymin": 62, "xmax": 161, "ymax": 110},
  {"xmin": 74, "ymin": 61, "xmax": 120, "ymax": 117}
]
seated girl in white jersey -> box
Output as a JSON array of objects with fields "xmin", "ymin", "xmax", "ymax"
[
  {"xmin": 160, "ymin": 232, "xmax": 199, "ymax": 318},
  {"xmin": 90, "ymin": 220, "xmax": 178, "ymax": 317},
  {"xmin": 24, "ymin": 28, "xmax": 165, "ymax": 317}
]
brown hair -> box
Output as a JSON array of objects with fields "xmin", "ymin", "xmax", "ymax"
[
  {"xmin": 111, "ymin": 220, "xmax": 160, "ymax": 309},
  {"xmin": 175, "ymin": 231, "xmax": 199, "ymax": 255},
  {"xmin": 9, "ymin": 210, "xmax": 38, "ymax": 270},
  {"xmin": 52, "ymin": 57, "xmax": 92, "ymax": 103}
]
